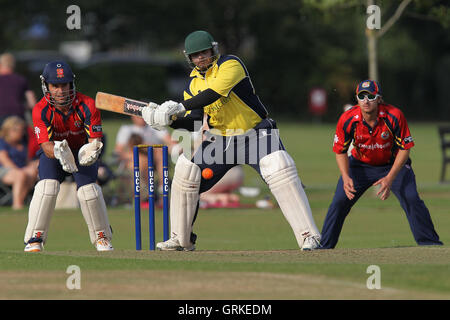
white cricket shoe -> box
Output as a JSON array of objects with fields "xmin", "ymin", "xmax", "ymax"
[
  {"xmin": 301, "ymin": 236, "xmax": 321, "ymax": 251},
  {"xmin": 24, "ymin": 241, "xmax": 43, "ymax": 253},
  {"xmin": 95, "ymin": 237, "xmax": 114, "ymax": 252},
  {"xmin": 156, "ymin": 237, "xmax": 195, "ymax": 251}
]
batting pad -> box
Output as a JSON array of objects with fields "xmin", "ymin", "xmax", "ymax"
[
  {"xmin": 77, "ymin": 183, "xmax": 112, "ymax": 244},
  {"xmin": 170, "ymin": 154, "xmax": 201, "ymax": 247},
  {"xmin": 24, "ymin": 179, "xmax": 60, "ymax": 244},
  {"xmin": 260, "ymin": 150, "xmax": 320, "ymax": 248}
]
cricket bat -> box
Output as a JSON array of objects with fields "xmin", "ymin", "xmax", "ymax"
[{"xmin": 95, "ymin": 92, "xmax": 177, "ymax": 120}]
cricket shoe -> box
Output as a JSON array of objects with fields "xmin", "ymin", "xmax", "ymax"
[
  {"xmin": 301, "ymin": 235, "xmax": 321, "ymax": 251},
  {"xmin": 24, "ymin": 240, "xmax": 43, "ymax": 253},
  {"xmin": 156, "ymin": 237, "xmax": 195, "ymax": 251},
  {"xmin": 95, "ymin": 237, "xmax": 114, "ymax": 252}
]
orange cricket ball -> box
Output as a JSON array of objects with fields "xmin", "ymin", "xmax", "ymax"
[{"xmin": 202, "ymin": 168, "xmax": 214, "ymax": 180}]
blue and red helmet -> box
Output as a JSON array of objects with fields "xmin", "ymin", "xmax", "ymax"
[
  {"xmin": 356, "ymin": 80, "xmax": 381, "ymax": 96},
  {"xmin": 40, "ymin": 61, "xmax": 76, "ymax": 107}
]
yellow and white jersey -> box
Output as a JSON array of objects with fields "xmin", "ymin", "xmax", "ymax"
[{"xmin": 183, "ymin": 55, "xmax": 268, "ymax": 136}]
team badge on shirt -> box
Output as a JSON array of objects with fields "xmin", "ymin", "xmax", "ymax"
[{"xmin": 381, "ymin": 131, "xmax": 389, "ymax": 140}]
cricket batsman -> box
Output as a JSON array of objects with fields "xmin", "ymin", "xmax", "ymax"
[
  {"xmin": 141, "ymin": 30, "xmax": 321, "ymax": 251},
  {"xmin": 320, "ymin": 80, "xmax": 443, "ymax": 248},
  {"xmin": 23, "ymin": 61, "xmax": 113, "ymax": 252}
]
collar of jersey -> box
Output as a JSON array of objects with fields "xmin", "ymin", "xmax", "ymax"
[{"xmin": 54, "ymin": 106, "xmax": 74, "ymax": 121}]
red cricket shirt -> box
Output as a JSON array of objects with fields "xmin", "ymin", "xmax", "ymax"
[
  {"xmin": 332, "ymin": 103, "xmax": 414, "ymax": 166},
  {"xmin": 32, "ymin": 92, "xmax": 103, "ymax": 151}
]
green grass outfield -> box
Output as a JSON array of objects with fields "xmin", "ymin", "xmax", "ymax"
[{"xmin": 0, "ymin": 121, "xmax": 449, "ymax": 300}]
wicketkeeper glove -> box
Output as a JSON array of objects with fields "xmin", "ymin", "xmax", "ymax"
[
  {"xmin": 54, "ymin": 139, "xmax": 78, "ymax": 173},
  {"xmin": 78, "ymin": 139, "xmax": 103, "ymax": 166}
]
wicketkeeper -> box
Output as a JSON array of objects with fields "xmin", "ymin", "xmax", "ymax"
[
  {"xmin": 141, "ymin": 30, "xmax": 321, "ymax": 251},
  {"xmin": 24, "ymin": 61, "xmax": 113, "ymax": 252}
]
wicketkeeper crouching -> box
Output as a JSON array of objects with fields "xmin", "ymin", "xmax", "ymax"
[{"xmin": 23, "ymin": 61, "xmax": 113, "ymax": 252}]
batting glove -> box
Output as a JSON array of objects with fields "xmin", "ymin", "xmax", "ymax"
[
  {"xmin": 154, "ymin": 100, "xmax": 185, "ymax": 126},
  {"xmin": 142, "ymin": 102, "xmax": 164, "ymax": 130}
]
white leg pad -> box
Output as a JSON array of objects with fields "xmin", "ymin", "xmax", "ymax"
[
  {"xmin": 170, "ymin": 154, "xmax": 201, "ymax": 247},
  {"xmin": 24, "ymin": 179, "xmax": 60, "ymax": 244},
  {"xmin": 77, "ymin": 183, "xmax": 112, "ymax": 244},
  {"xmin": 260, "ymin": 150, "xmax": 320, "ymax": 248}
]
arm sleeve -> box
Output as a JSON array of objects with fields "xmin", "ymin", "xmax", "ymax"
[
  {"xmin": 82, "ymin": 98, "xmax": 103, "ymax": 139},
  {"xmin": 32, "ymin": 104, "xmax": 52, "ymax": 144},
  {"xmin": 0, "ymin": 139, "xmax": 8, "ymax": 151},
  {"xmin": 332, "ymin": 115, "xmax": 352, "ymax": 154},
  {"xmin": 209, "ymin": 59, "xmax": 246, "ymax": 97},
  {"xmin": 170, "ymin": 108, "xmax": 204, "ymax": 131},
  {"xmin": 182, "ymin": 88, "xmax": 221, "ymax": 110},
  {"xmin": 393, "ymin": 110, "xmax": 415, "ymax": 150}
]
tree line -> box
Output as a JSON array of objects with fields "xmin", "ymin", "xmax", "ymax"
[{"xmin": 1, "ymin": 0, "xmax": 449, "ymax": 121}]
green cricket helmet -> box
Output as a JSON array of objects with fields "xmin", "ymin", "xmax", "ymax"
[{"xmin": 183, "ymin": 30, "xmax": 219, "ymax": 70}]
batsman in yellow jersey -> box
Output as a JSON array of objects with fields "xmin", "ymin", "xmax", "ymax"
[{"xmin": 141, "ymin": 30, "xmax": 321, "ymax": 251}]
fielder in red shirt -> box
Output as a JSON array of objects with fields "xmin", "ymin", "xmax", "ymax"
[
  {"xmin": 33, "ymin": 91, "xmax": 102, "ymax": 151},
  {"xmin": 23, "ymin": 61, "xmax": 113, "ymax": 252},
  {"xmin": 321, "ymin": 80, "xmax": 442, "ymax": 248}
]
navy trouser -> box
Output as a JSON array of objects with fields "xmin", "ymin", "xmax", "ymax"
[
  {"xmin": 321, "ymin": 157, "xmax": 443, "ymax": 248},
  {"xmin": 193, "ymin": 118, "xmax": 285, "ymax": 194},
  {"xmin": 37, "ymin": 148, "xmax": 98, "ymax": 189},
  {"xmin": 186, "ymin": 119, "xmax": 285, "ymax": 243}
]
